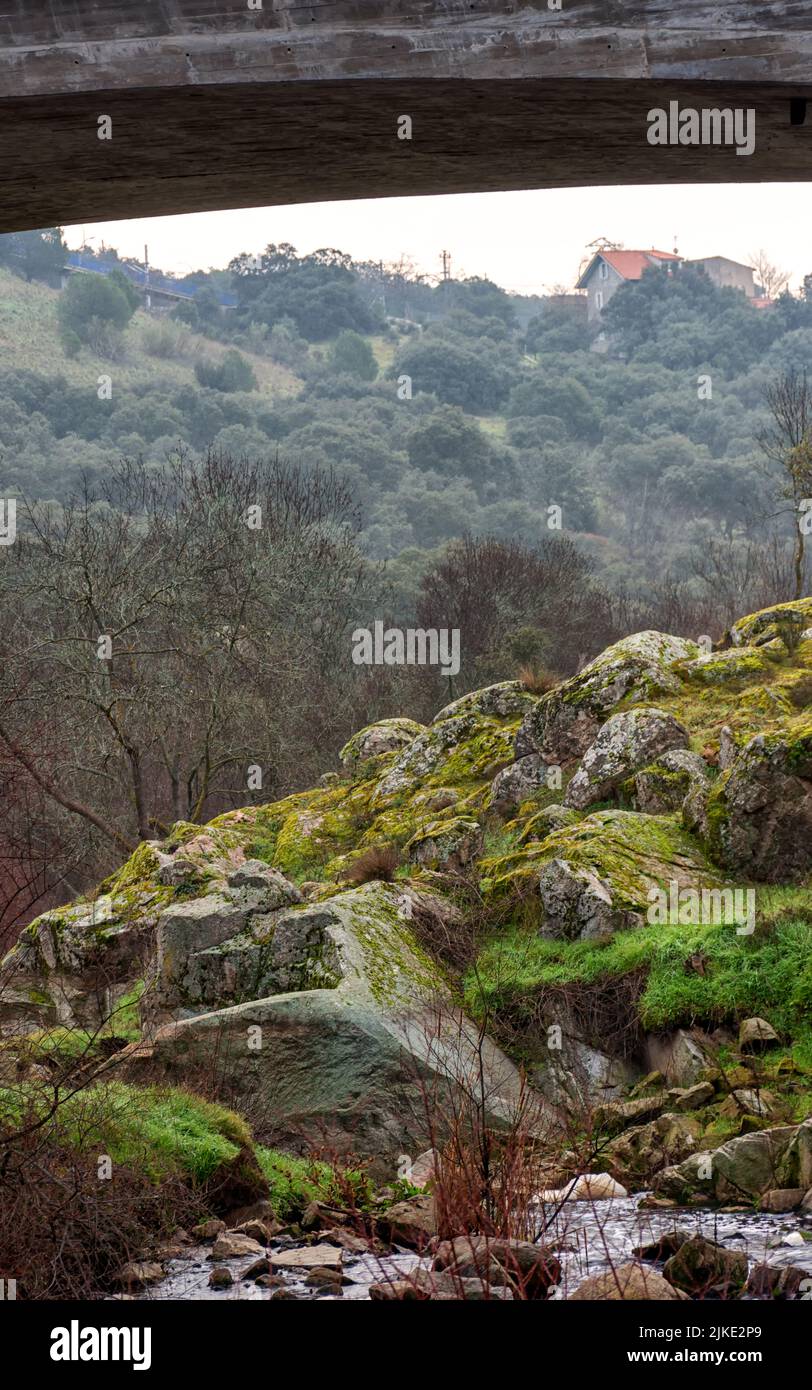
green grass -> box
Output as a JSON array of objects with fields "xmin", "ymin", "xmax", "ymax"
[
  {"xmin": 482, "ymin": 824, "xmax": 521, "ymax": 859},
  {"xmin": 467, "ymin": 888, "xmax": 812, "ymax": 1050},
  {"xmin": 0, "ymin": 267, "xmax": 301, "ymax": 397},
  {"xmin": 0, "ymin": 1081, "xmax": 251, "ymax": 1184},
  {"xmin": 256, "ymin": 1146, "xmax": 373, "ymax": 1219}
]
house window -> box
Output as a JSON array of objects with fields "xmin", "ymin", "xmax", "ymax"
[
  {"xmin": 595, "ymin": 290, "xmax": 604, "ymax": 311},
  {"xmin": 599, "ymin": 261, "xmax": 609, "ymax": 280}
]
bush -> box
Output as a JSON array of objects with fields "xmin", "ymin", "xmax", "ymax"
[
  {"xmin": 142, "ymin": 319, "xmax": 193, "ymax": 360},
  {"xmin": 195, "ymin": 348, "xmax": 258, "ymax": 392},
  {"xmin": 58, "ymin": 324, "xmax": 82, "ymax": 359},
  {"xmin": 58, "ymin": 272, "xmax": 135, "ymax": 350},
  {"xmin": 337, "ymin": 844, "xmax": 400, "ymax": 885},
  {"xmin": 328, "ymin": 330, "xmax": 378, "ymax": 381}
]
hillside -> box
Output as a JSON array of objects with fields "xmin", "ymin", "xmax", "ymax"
[
  {"xmin": 0, "ymin": 268, "xmax": 301, "ymax": 396},
  {"xmin": 2, "ymin": 597, "xmax": 812, "ymax": 1296},
  {"xmin": 2, "ymin": 244, "xmax": 811, "ymax": 608}
]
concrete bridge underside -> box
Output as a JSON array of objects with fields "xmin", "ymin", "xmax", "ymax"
[{"xmin": 1, "ymin": 3, "xmax": 812, "ymax": 230}]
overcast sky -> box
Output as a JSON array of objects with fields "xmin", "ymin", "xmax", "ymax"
[{"xmin": 64, "ymin": 182, "xmax": 812, "ymax": 295}]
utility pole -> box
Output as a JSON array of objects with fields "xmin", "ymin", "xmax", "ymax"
[
  {"xmin": 440, "ymin": 249, "xmax": 452, "ymax": 283},
  {"xmin": 144, "ymin": 243, "xmax": 151, "ymax": 310}
]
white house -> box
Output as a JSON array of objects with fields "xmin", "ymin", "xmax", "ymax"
[{"xmin": 576, "ymin": 247, "xmax": 681, "ymax": 322}]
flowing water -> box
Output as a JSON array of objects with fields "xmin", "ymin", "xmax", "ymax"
[{"xmin": 142, "ymin": 1197, "xmax": 812, "ymax": 1301}]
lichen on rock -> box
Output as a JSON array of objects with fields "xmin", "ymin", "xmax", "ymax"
[{"xmin": 516, "ymin": 630, "xmax": 699, "ymax": 765}]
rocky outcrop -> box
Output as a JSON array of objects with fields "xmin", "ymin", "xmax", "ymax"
[
  {"xmin": 728, "ymin": 597, "xmax": 812, "ymax": 648},
  {"xmin": 405, "ymin": 816, "xmax": 483, "ymax": 873},
  {"xmin": 564, "ymin": 707, "xmax": 689, "ymax": 811},
  {"xmin": 4, "ymin": 596, "xmax": 812, "ymax": 1187},
  {"xmin": 124, "ymin": 880, "xmax": 539, "ymax": 1166},
  {"xmin": 533, "ymin": 1037, "xmax": 638, "ymax": 1109},
  {"xmin": 484, "ymin": 808, "xmax": 721, "ymax": 941},
  {"xmin": 699, "ymin": 724, "xmax": 812, "ymax": 881},
  {"xmin": 652, "ymin": 1120, "xmax": 812, "ymax": 1202},
  {"xmin": 433, "ymin": 680, "xmax": 534, "ymax": 724},
  {"xmin": 631, "ymin": 749, "xmax": 710, "ymax": 815},
  {"xmin": 488, "ymin": 754, "xmax": 549, "ymax": 814},
  {"xmin": 0, "ymin": 889, "xmax": 158, "ymax": 1034},
  {"xmin": 644, "ymin": 1029, "xmax": 715, "ymax": 1087},
  {"xmin": 339, "ymin": 718, "xmax": 426, "ymax": 770},
  {"xmin": 516, "ymin": 630, "xmax": 699, "ymax": 764}
]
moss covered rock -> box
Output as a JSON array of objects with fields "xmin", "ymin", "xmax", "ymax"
[
  {"xmin": 675, "ymin": 646, "xmax": 776, "ymax": 686},
  {"xmin": 405, "ymin": 816, "xmax": 484, "ymax": 873},
  {"xmin": 0, "ymin": 891, "xmax": 159, "ymax": 1034},
  {"xmin": 488, "ymin": 754, "xmax": 550, "ymax": 815},
  {"xmin": 632, "ymin": 749, "xmax": 710, "ymax": 815},
  {"xmin": 729, "ymin": 598, "xmax": 812, "ymax": 649},
  {"xmin": 516, "ymin": 630, "xmax": 699, "ymax": 765},
  {"xmin": 126, "ymin": 881, "xmax": 537, "ymax": 1167},
  {"xmin": 564, "ymin": 707, "xmax": 690, "ymax": 811},
  {"xmin": 699, "ymin": 720, "xmax": 812, "ymax": 881},
  {"xmin": 433, "ymin": 680, "xmax": 534, "ymax": 724},
  {"xmin": 483, "ymin": 809, "xmax": 720, "ymax": 940},
  {"xmin": 339, "ymin": 718, "xmax": 426, "ymax": 771}
]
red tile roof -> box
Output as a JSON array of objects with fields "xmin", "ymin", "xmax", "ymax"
[
  {"xmin": 603, "ymin": 249, "xmax": 679, "ymax": 278},
  {"xmin": 577, "ymin": 248, "xmax": 680, "ymax": 288}
]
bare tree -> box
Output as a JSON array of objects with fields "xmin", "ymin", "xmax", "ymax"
[
  {"xmin": 749, "ymin": 249, "xmax": 791, "ymax": 300},
  {"xmin": 416, "ymin": 533, "xmax": 615, "ymax": 696},
  {"xmin": 757, "ymin": 370, "xmax": 812, "ymax": 600},
  {"xmin": 0, "ymin": 448, "xmax": 383, "ymax": 890}
]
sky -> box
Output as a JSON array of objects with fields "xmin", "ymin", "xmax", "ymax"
[{"xmin": 64, "ymin": 183, "xmax": 812, "ymax": 296}]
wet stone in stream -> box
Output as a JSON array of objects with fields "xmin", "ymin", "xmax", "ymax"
[{"xmin": 141, "ymin": 1197, "xmax": 812, "ymax": 1301}]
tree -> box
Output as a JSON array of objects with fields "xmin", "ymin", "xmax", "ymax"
[
  {"xmin": 109, "ymin": 266, "xmax": 141, "ymax": 315},
  {"xmin": 392, "ymin": 338, "xmax": 510, "ymax": 412},
  {"xmin": 57, "ymin": 272, "xmax": 135, "ymax": 354},
  {"xmin": 415, "ymin": 533, "xmax": 613, "ymax": 695},
  {"xmin": 195, "ymin": 349, "xmax": 258, "ymax": 392},
  {"xmin": 757, "ymin": 370, "xmax": 812, "ymax": 599},
  {"xmin": 507, "ymin": 373, "xmax": 602, "ymax": 443},
  {"xmin": 406, "ymin": 405, "xmax": 494, "ymax": 482},
  {"xmin": 0, "ymin": 451, "xmax": 382, "ymax": 886},
  {"xmin": 328, "ymin": 330, "xmax": 378, "ymax": 381},
  {"xmin": 438, "ymin": 276, "xmax": 516, "ymax": 326},
  {"xmin": 749, "ymin": 249, "xmax": 791, "ymax": 300},
  {"xmin": 0, "ymin": 227, "xmax": 66, "ymax": 284},
  {"xmin": 229, "ymin": 243, "xmax": 382, "ymax": 341},
  {"xmin": 524, "ymin": 304, "xmax": 590, "ymax": 355}
]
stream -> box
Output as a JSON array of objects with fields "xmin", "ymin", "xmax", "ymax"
[{"xmin": 140, "ymin": 1197, "xmax": 812, "ymax": 1301}]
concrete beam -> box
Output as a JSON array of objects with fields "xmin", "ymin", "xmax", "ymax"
[
  {"xmin": 2, "ymin": 4, "xmax": 812, "ymax": 92},
  {"xmin": 0, "ymin": 4, "xmax": 810, "ymax": 230}
]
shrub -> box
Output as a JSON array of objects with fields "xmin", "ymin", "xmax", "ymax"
[
  {"xmin": 517, "ymin": 664, "xmax": 558, "ymax": 695},
  {"xmin": 58, "ymin": 272, "xmax": 135, "ymax": 348},
  {"xmin": 195, "ymin": 348, "xmax": 257, "ymax": 392},
  {"xmin": 338, "ymin": 843, "xmax": 400, "ymax": 885},
  {"xmin": 328, "ymin": 330, "xmax": 378, "ymax": 381},
  {"xmin": 142, "ymin": 319, "xmax": 193, "ymax": 360}
]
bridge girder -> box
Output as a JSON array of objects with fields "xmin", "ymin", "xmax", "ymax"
[{"xmin": 0, "ymin": 3, "xmax": 810, "ymax": 230}]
